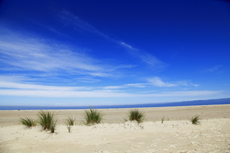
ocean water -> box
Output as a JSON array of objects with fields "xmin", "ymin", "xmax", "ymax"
[{"xmin": 0, "ymin": 98, "xmax": 229, "ymax": 110}]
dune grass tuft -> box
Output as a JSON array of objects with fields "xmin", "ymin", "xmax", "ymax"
[
  {"xmin": 127, "ymin": 109, "xmax": 145, "ymax": 124},
  {"xmin": 20, "ymin": 117, "xmax": 36, "ymax": 128},
  {"xmin": 65, "ymin": 117, "xmax": 75, "ymax": 133},
  {"xmin": 66, "ymin": 117, "xmax": 75, "ymax": 126},
  {"xmin": 84, "ymin": 109, "xmax": 103, "ymax": 125},
  {"xmin": 38, "ymin": 110, "xmax": 57, "ymax": 132},
  {"xmin": 67, "ymin": 125, "xmax": 72, "ymax": 133},
  {"xmin": 190, "ymin": 115, "xmax": 200, "ymax": 125},
  {"xmin": 161, "ymin": 117, "xmax": 165, "ymax": 124}
]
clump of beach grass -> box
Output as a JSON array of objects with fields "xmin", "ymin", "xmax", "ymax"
[
  {"xmin": 126, "ymin": 109, "xmax": 145, "ymax": 124},
  {"xmin": 65, "ymin": 117, "xmax": 75, "ymax": 133},
  {"xmin": 67, "ymin": 125, "xmax": 72, "ymax": 133},
  {"xmin": 38, "ymin": 110, "xmax": 57, "ymax": 132},
  {"xmin": 66, "ymin": 117, "xmax": 75, "ymax": 126},
  {"xmin": 20, "ymin": 117, "xmax": 37, "ymax": 128},
  {"xmin": 190, "ymin": 115, "xmax": 200, "ymax": 125},
  {"xmin": 84, "ymin": 109, "xmax": 103, "ymax": 125},
  {"xmin": 161, "ymin": 117, "xmax": 165, "ymax": 124}
]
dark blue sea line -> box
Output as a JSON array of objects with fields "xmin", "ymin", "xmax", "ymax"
[{"xmin": 0, "ymin": 98, "xmax": 229, "ymax": 110}]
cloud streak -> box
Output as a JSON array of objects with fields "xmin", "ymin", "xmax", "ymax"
[
  {"xmin": 60, "ymin": 10, "xmax": 110, "ymax": 39},
  {"xmin": 148, "ymin": 77, "xmax": 176, "ymax": 87},
  {"xmin": 0, "ymin": 31, "xmax": 133, "ymax": 78},
  {"xmin": 0, "ymin": 35, "xmax": 98, "ymax": 72},
  {"xmin": 206, "ymin": 65, "xmax": 222, "ymax": 72},
  {"xmin": 147, "ymin": 77, "xmax": 198, "ymax": 87},
  {"xmin": 103, "ymin": 83, "xmax": 146, "ymax": 90},
  {"xmin": 59, "ymin": 10, "xmax": 165, "ymax": 68},
  {"xmin": 0, "ymin": 80, "xmax": 89, "ymax": 91},
  {"xmin": 0, "ymin": 76, "xmax": 207, "ymax": 98},
  {"xmin": 0, "ymin": 88, "xmax": 221, "ymax": 98}
]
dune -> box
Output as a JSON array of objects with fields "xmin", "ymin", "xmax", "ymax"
[{"xmin": 0, "ymin": 105, "xmax": 230, "ymax": 153}]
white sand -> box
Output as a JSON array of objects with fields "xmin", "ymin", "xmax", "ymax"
[{"xmin": 0, "ymin": 105, "xmax": 230, "ymax": 153}]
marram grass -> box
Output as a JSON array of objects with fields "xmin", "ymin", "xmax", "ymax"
[
  {"xmin": 20, "ymin": 117, "xmax": 36, "ymax": 128},
  {"xmin": 161, "ymin": 117, "xmax": 165, "ymax": 124},
  {"xmin": 126, "ymin": 109, "xmax": 145, "ymax": 123},
  {"xmin": 65, "ymin": 116, "xmax": 75, "ymax": 133},
  {"xmin": 190, "ymin": 115, "xmax": 201, "ymax": 125},
  {"xmin": 67, "ymin": 125, "xmax": 72, "ymax": 133},
  {"xmin": 38, "ymin": 110, "xmax": 57, "ymax": 133},
  {"xmin": 65, "ymin": 117, "xmax": 75, "ymax": 126},
  {"xmin": 84, "ymin": 109, "xmax": 103, "ymax": 125}
]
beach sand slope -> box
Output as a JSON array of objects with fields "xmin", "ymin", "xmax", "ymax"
[{"xmin": 0, "ymin": 105, "xmax": 230, "ymax": 153}]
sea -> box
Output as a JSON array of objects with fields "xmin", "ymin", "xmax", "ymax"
[{"xmin": 0, "ymin": 98, "xmax": 229, "ymax": 110}]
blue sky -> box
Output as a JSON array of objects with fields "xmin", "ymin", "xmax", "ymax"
[{"xmin": 0, "ymin": 0, "xmax": 230, "ymax": 106}]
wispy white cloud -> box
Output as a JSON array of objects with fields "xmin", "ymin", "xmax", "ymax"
[
  {"xmin": 147, "ymin": 90, "xmax": 222, "ymax": 97},
  {"xmin": 0, "ymin": 76, "xmax": 206, "ymax": 98},
  {"xmin": 0, "ymin": 89, "xmax": 132, "ymax": 97},
  {"xmin": 0, "ymin": 35, "xmax": 98, "ymax": 72},
  {"xmin": 119, "ymin": 42, "xmax": 165, "ymax": 67},
  {"xmin": 58, "ymin": 10, "xmax": 165, "ymax": 68},
  {"xmin": 0, "ymin": 76, "xmax": 91, "ymax": 91},
  {"xmin": 0, "ymin": 81, "xmax": 88, "ymax": 91},
  {"xmin": 103, "ymin": 83, "xmax": 146, "ymax": 89},
  {"xmin": 89, "ymin": 72, "xmax": 111, "ymax": 77},
  {"xmin": 102, "ymin": 77, "xmax": 199, "ymax": 89},
  {"xmin": 75, "ymin": 77, "xmax": 100, "ymax": 83},
  {"xmin": 0, "ymin": 88, "xmax": 221, "ymax": 98},
  {"xmin": 139, "ymin": 52, "xmax": 165, "ymax": 68},
  {"xmin": 120, "ymin": 42, "xmax": 134, "ymax": 49},
  {"xmin": 147, "ymin": 77, "xmax": 176, "ymax": 87},
  {"xmin": 147, "ymin": 77, "xmax": 199, "ymax": 87},
  {"xmin": 60, "ymin": 10, "xmax": 110, "ymax": 39},
  {"xmin": 0, "ymin": 31, "xmax": 133, "ymax": 78},
  {"xmin": 206, "ymin": 65, "xmax": 222, "ymax": 72}
]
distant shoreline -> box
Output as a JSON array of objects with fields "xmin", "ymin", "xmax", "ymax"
[{"xmin": 1, "ymin": 98, "xmax": 230, "ymax": 110}]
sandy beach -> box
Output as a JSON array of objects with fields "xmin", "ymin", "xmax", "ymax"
[{"xmin": 0, "ymin": 105, "xmax": 230, "ymax": 153}]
